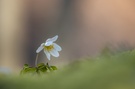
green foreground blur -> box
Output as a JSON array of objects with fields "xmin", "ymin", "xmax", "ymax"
[{"xmin": 0, "ymin": 50, "xmax": 135, "ymax": 89}]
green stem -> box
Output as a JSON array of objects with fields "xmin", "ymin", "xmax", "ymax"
[{"xmin": 35, "ymin": 53, "xmax": 39, "ymax": 66}]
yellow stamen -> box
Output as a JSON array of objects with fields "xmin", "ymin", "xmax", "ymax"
[{"xmin": 44, "ymin": 45, "xmax": 54, "ymax": 51}]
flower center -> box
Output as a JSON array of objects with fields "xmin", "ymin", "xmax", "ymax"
[{"xmin": 44, "ymin": 45, "xmax": 54, "ymax": 51}]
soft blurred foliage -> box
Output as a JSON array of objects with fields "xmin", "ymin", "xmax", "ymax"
[{"xmin": 0, "ymin": 50, "xmax": 135, "ymax": 89}]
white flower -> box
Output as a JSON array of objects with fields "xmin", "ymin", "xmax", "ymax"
[{"xmin": 36, "ymin": 35, "xmax": 62, "ymax": 60}]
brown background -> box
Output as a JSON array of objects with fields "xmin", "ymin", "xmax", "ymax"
[{"xmin": 0, "ymin": 0, "xmax": 135, "ymax": 71}]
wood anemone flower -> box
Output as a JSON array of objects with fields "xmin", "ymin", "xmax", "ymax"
[{"xmin": 36, "ymin": 35, "xmax": 62, "ymax": 60}]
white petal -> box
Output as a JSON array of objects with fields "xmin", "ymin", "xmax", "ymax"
[
  {"xmin": 46, "ymin": 35, "xmax": 58, "ymax": 43},
  {"xmin": 44, "ymin": 50, "xmax": 51, "ymax": 60},
  {"xmin": 50, "ymin": 49, "xmax": 59, "ymax": 57},
  {"xmin": 45, "ymin": 41, "xmax": 53, "ymax": 46},
  {"xmin": 36, "ymin": 43, "xmax": 44, "ymax": 53},
  {"xmin": 53, "ymin": 43, "xmax": 62, "ymax": 51}
]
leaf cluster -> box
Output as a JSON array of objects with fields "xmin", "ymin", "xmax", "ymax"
[{"xmin": 20, "ymin": 63, "xmax": 57, "ymax": 75}]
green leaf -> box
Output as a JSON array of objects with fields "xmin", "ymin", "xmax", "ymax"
[
  {"xmin": 24, "ymin": 64, "xmax": 29, "ymax": 68},
  {"xmin": 38, "ymin": 66, "xmax": 48, "ymax": 72},
  {"xmin": 21, "ymin": 67, "xmax": 37, "ymax": 75},
  {"xmin": 20, "ymin": 64, "xmax": 37, "ymax": 75},
  {"xmin": 50, "ymin": 66, "xmax": 57, "ymax": 70},
  {"xmin": 37, "ymin": 63, "xmax": 45, "ymax": 68},
  {"xmin": 25, "ymin": 67, "xmax": 37, "ymax": 73},
  {"xmin": 37, "ymin": 63, "xmax": 48, "ymax": 73}
]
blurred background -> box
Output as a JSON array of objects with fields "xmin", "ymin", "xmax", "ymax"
[{"xmin": 0, "ymin": 0, "xmax": 135, "ymax": 71}]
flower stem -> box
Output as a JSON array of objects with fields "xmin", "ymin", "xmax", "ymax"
[{"xmin": 35, "ymin": 53, "xmax": 39, "ymax": 66}]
